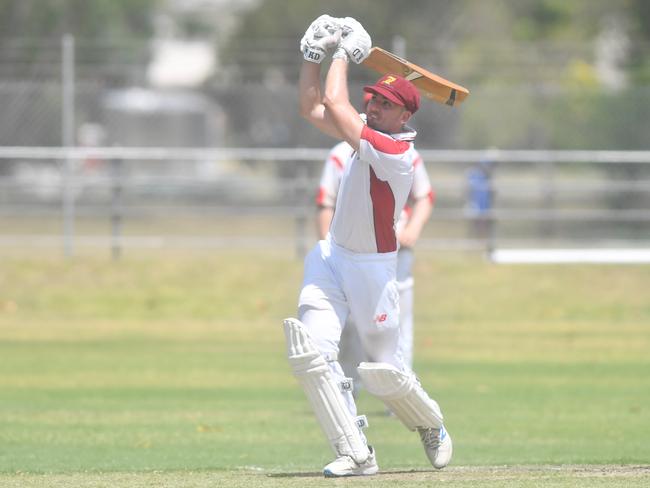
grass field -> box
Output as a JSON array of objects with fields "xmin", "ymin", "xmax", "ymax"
[{"xmin": 1, "ymin": 250, "xmax": 649, "ymax": 487}]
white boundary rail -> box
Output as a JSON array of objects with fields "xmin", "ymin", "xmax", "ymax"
[
  {"xmin": 2, "ymin": 147, "xmax": 650, "ymax": 163},
  {"xmin": 1, "ymin": 147, "xmax": 650, "ymax": 261},
  {"xmin": 490, "ymin": 248, "xmax": 650, "ymax": 264}
]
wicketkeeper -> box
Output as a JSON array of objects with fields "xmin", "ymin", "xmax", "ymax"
[{"xmin": 283, "ymin": 14, "xmax": 452, "ymax": 477}]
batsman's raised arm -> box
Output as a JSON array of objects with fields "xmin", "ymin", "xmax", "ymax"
[
  {"xmin": 298, "ymin": 15, "xmax": 344, "ymax": 139},
  {"xmin": 322, "ymin": 59, "xmax": 364, "ymax": 151},
  {"xmin": 321, "ymin": 18, "xmax": 372, "ymax": 150},
  {"xmin": 299, "ymin": 62, "xmax": 342, "ymax": 140},
  {"xmin": 298, "ymin": 16, "xmax": 372, "ymax": 147}
]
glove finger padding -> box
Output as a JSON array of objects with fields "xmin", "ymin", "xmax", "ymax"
[
  {"xmin": 315, "ymin": 30, "xmax": 342, "ymax": 52},
  {"xmin": 340, "ymin": 17, "xmax": 372, "ymax": 64},
  {"xmin": 311, "ymin": 14, "xmax": 339, "ymax": 34},
  {"xmin": 300, "ymin": 14, "xmax": 342, "ymax": 60},
  {"xmin": 300, "ymin": 15, "xmax": 343, "ymax": 52}
]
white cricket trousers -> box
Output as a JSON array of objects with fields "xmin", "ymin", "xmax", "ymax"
[
  {"xmin": 298, "ymin": 237, "xmax": 405, "ymax": 418},
  {"xmin": 339, "ymin": 247, "xmax": 415, "ymax": 386}
]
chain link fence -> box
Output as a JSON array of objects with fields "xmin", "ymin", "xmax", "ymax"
[
  {"xmin": 1, "ymin": 37, "xmax": 650, "ymax": 258},
  {"xmin": 1, "ymin": 147, "xmax": 650, "ymax": 259}
]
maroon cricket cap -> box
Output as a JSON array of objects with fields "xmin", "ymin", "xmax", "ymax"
[{"xmin": 363, "ymin": 74, "xmax": 420, "ymax": 113}]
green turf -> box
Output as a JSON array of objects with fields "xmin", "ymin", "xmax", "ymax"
[{"xmin": 0, "ymin": 251, "xmax": 649, "ymax": 486}]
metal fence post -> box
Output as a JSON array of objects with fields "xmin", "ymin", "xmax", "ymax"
[
  {"xmin": 295, "ymin": 163, "xmax": 310, "ymax": 259},
  {"xmin": 540, "ymin": 159, "xmax": 556, "ymax": 239},
  {"xmin": 61, "ymin": 34, "xmax": 75, "ymax": 258},
  {"xmin": 392, "ymin": 35, "xmax": 406, "ymax": 58},
  {"xmin": 110, "ymin": 158, "xmax": 123, "ymax": 260}
]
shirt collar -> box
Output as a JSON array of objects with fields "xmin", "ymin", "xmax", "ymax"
[{"xmin": 360, "ymin": 113, "xmax": 417, "ymax": 142}]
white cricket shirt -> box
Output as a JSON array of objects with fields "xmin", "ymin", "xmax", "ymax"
[
  {"xmin": 317, "ymin": 132, "xmax": 434, "ymax": 252},
  {"xmin": 325, "ymin": 125, "xmax": 421, "ymax": 254}
]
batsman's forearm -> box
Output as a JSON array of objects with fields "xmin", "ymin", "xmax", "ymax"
[
  {"xmin": 299, "ymin": 61, "xmax": 323, "ymax": 118},
  {"xmin": 323, "ymin": 58, "xmax": 350, "ymax": 106},
  {"xmin": 322, "ymin": 59, "xmax": 363, "ymax": 149}
]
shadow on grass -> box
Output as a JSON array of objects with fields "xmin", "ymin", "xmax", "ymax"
[{"xmin": 267, "ymin": 468, "xmax": 433, "ymax": 478}]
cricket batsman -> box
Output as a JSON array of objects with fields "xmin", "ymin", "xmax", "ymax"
[
  {"xmin": 283, "ymin": 15, "xmax": 452, "ymax": 477},
  {"xmin": 316, "ymin": 93, "xmax": 434, "ymax": 387}
]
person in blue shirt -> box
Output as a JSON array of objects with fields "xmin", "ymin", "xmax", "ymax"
[{"xmin": 465, "ymin": 155, "xmax": 495, "ymax": 248}]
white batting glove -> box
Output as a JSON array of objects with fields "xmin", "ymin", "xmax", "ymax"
[
  {"xmin": 303, "ymin": 29, "xmax": 342, "ymax": 64},
  {"xmin": 300, "ymin": 15, "xmax": 342, "ymax": 64},
  {"xmin": 300, "ymin": 14, "xmax": 340, "ymax": 46},
  {"xmin": 337, "ymin": 17, "xmax": 372, "ymax": 64}
]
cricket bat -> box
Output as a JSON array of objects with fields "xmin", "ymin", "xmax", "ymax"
[{"xmin": 362, "ymin": 47, "xmax": 469, "ymax": 107}]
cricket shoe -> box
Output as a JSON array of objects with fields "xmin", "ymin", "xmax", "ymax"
[
  {"xmin": 418, "ymin": 425, "xmax": 453, "ymax": 469},
  {"xmin": 323, "ymin": 445, "xmax": 378, "ymax": 477}
]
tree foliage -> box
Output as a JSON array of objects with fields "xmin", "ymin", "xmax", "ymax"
[
  {"xmin": 223, "ymin": 0, "xmax": 649, "ymax": 84},
  {"xmin": 218, "ymin": 0, "xmax": 650, "ymax": 149},
  {"xmin": 0, "ymin": 0, "xmax": 159, "ymax": 41},
  {"xmin": 0, "ymin": 0, "xmax": 160, "ymax": 72}
]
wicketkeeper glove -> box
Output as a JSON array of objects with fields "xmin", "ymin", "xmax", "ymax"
[
  {"xmin": 300, "ymin": 15, "xmax": 342, "ymax": 64},
  {"xmin": 335, "ymin": 17, "xmax": 372, "ymax": 64}
]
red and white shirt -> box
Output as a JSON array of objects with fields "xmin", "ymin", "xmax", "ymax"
[{"xmin": 316, "ymin": 125, "xmax": 433, "ymax": 253}]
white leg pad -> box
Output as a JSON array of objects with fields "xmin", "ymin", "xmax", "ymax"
[
  {"xmin": 357, "ymin": 362, "xmax": 443, "ymax": 431},
  {"xmin": 283, "ymin": 318, "xmax": 368, "ymax": 464}
]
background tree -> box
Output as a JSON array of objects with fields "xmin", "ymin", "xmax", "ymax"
[{"xmin": 0, "ymin": 0, "xmax": 160, "ymax": 79}]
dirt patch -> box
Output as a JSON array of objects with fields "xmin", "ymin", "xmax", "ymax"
[{"xmin": 370, "ymin": 464, "xmax": 650, "ymax": 481}]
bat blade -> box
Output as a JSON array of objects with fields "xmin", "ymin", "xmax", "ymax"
[{"xmin": 362, "ymin": 47, "xmax": 469, "ymax": 107}]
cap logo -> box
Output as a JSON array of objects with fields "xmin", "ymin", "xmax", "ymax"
[{"xmin": 382, "ymin": 75, "xmax": 397, "ymax": 85}]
